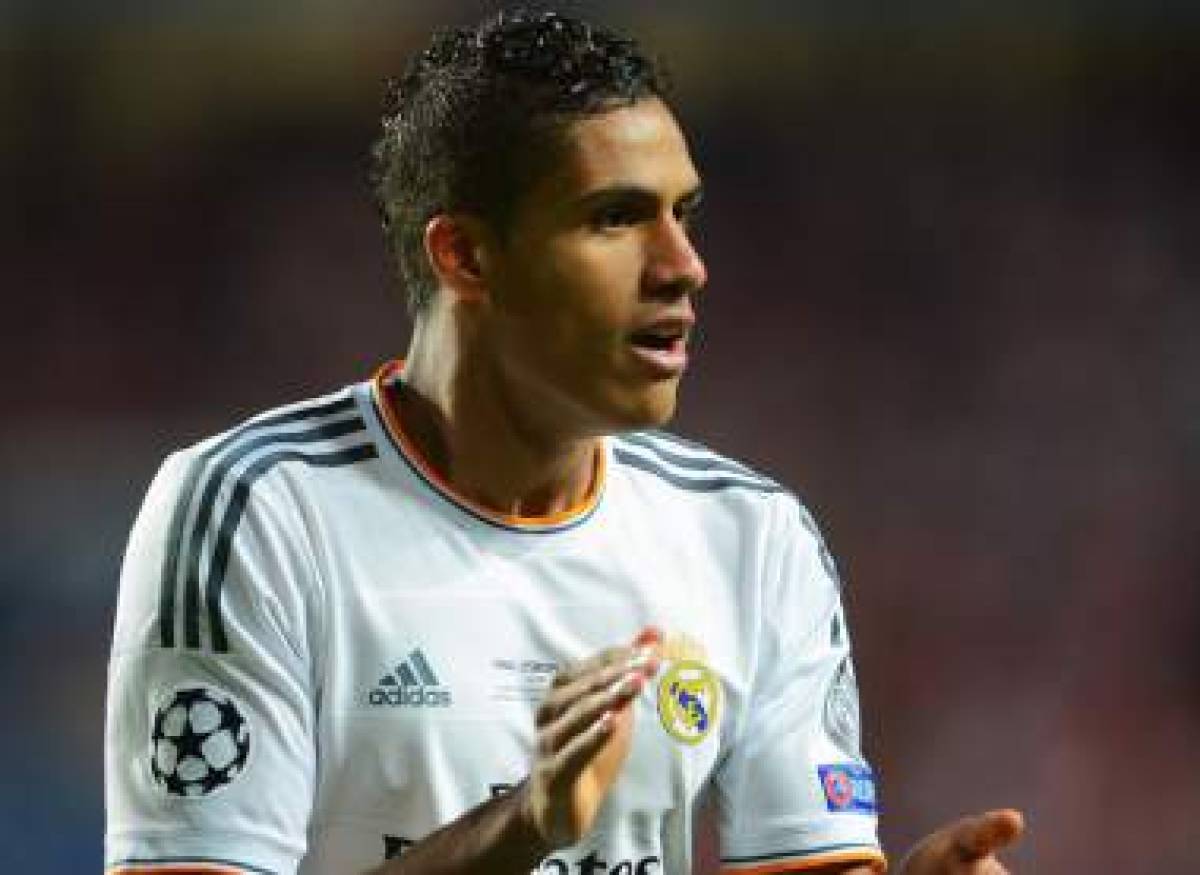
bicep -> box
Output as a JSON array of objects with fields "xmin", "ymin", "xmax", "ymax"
[
  {"xmin": 713, "ymin": 494, "xmax": 884, "ymax": 873},
  {"xmin": 105, "ymin": 452, "xmax": 315, "ymax": 874}
]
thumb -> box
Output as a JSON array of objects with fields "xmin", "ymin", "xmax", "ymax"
[{"xmin": 952, "ymin": 808, "xmax": 1026, "ymax": 860}]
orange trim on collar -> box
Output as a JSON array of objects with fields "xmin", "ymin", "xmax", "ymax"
[
  {"xmin": 108, "ymin": 867, "xmax": 248, "ymax": 875},
  {"xmin": 371, "ymin": 360, "xmax": 605, "ymax": 531}
]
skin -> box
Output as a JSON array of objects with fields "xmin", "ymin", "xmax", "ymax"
[
  {"xmin": 400, "ymin": 96, "xmax": 705, "ymax": 518},
  {"xmin": 373, "ymin": 97, "xmax": 1025, "ymax": 874}
]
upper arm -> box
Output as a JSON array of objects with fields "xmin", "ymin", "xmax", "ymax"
[
  {"xmin": 713, "ymin": 494, "xmax": 885, "ymax": 874},
  {"xmin": 105, "ymin": 450, "xmax": 317, "ymax": 875}
]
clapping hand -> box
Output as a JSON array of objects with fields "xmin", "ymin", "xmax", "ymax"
[
  {"xmin": 520, "ymin": 629, "xmax": 662, "ymax": 848},
  {"xmin": 898, "ymin": 809, "xmax": 1025, "ymax": 875}
]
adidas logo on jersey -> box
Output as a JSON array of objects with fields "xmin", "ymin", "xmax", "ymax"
[{"xmin": 368, "ymin": 649, "xmax": 452, "ymax": 707}]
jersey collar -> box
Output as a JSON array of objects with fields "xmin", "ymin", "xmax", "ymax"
[{"xmin": 370, "ymin": 360, "xmax": 606, "ymax": 534}]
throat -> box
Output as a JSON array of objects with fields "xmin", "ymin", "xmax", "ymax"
[{"xmin": 381, "ymin": 372, "xmax": 602, "ymax": 523}]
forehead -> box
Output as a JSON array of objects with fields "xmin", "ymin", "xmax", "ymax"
[{"xmin": 531, "ymin": 97, "xmax": 700, "ymax": 206}]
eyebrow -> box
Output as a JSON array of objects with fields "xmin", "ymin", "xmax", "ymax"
[{"xmin": 575, "ymin": 183, "xmax": 705, "ymax": 211}]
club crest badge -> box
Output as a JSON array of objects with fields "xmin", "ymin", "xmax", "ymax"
[{"xmin": 656, "ymin": 658, "xmax": 721, "ymax": 745}]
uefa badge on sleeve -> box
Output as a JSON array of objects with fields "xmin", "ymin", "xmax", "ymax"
[
  {"xmin": 149, "ymin": 686, "xmax": 252, "ymax": 798},
  {"xmin": 655, "ymin": 634, "xmax": 721, "ymax": 745},
  {"xmin": 817, "ymin": 763, "xmax": 878, "ymax": 814}
]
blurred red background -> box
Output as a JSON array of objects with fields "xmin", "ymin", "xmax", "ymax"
[{"xmin": 2, "ymin": 2, "xmax": 1198, "ymax": 870}]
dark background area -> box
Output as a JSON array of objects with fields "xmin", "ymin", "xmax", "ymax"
[{"xmin": 2, "ymin": 1, "xmax": 1198, "ymax": 870}]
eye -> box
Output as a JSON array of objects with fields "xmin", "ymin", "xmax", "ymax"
[
  {"xmin": 674, "ymin": 200, "xmax": 702, "ymax": 230},
  {"xmin": 592, "ymin": 204, "xmax": 639, "ymax": 230}
]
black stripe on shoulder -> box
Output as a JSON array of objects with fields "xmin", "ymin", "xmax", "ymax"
[
  {"xmin": 619, "ymin": 431, "xmax": 763, "ymax": 480},
  {"xmin": 181, "ymin": 417, "xmax": 367, "ymax": 649},
  {"xmin": 634, "ymin": 429, "xmax": 768, "ymax": 478},
  {"xmin": 205, "ymin": 442, "xmax": 378, "ymax": 653},
  {"xmin": 613, "ymin": 446, "xmax": 784, "ymax": 494},
  {"xmin": 158, "ymin": 393, "xmax": 357, "ymax": 649},
  {"xmin": 159, "ymin": 453, "xmax": 207, "ymax": 649}
]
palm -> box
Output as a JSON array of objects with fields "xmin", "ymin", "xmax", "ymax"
[{"xmin": 569, "ymin": 702, "xmax": 636, "ymax": 834}]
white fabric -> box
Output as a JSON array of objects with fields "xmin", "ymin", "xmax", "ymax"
[{"xmin": 105, "ymin": 381, "xmax": 880, "ymax": 874}]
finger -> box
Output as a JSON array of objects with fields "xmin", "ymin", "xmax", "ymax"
[
  {"xmin": 551, "ymin": 628, "xmax": 662, "ymax": 690},
  {"xmin": 630, "ymin": 630, "xmax": 663, "ymax": 677},
  {"xmin": 545, "ymin": 643, "xmax": 658, "ymax": 714},
  {"xmin": 548, "ymin": 710, "xmax": 616, "ymax": 790},
  {"xmin": 542, "ymin": 669, "xmax": 646, "ymax": 754},
  {"xmin": 540, "ymin": 659, "xmax": 632, "ymax": 724},
  {"xmin": 972, "ymin": 859, "xmax": 1010, "ymax": 875},
  {"xmin": 953, "ymin": 809, "xmax": 1025, "ymax": 860},
  {"xmin": 552, "ymin": 646, "xmax": 631, "ymax": 690}
]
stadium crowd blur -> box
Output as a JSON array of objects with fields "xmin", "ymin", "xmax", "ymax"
[{"xmin": 2, "ymin": 2, "xmax": 1198, "ymax": 871}]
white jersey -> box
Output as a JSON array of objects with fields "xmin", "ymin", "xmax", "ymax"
[{"xmin": 106, "ymin": 363, "xmax": 884, "ymax": 875}]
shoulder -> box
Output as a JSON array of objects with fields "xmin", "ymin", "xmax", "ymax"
[
  {"xmin": 131, "ymin": 385, "xmax": 377, "ymax": 653},
  {"xmin": 182, "ymin": 384, "xmax": 374, "ymax": 471},
  {"xmin": 609, "ymin": 429, "xmax": 785, "ymax": 498},
  {"xmin": 610, "ymin": 430, "xmax": 839, "ymax": 574},
  {"xmin": 132, "ymin": 387, "xmax": 373, "ymax": 549},
  {"xmin": 164, "ymin": 384, "xmax": 380, "ymax": 514},
  {"xmin": 162, "ymin": 382, "xmax": 380, "ymax": 566}
]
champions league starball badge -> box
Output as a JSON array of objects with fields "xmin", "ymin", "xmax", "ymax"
[
  {"xmin": 656, "ymin": 658, "xmax": 721, "ymax": 746},
  {"xmin": 149, "ymin": 686, "xmax": 252, "ymax": 798}
]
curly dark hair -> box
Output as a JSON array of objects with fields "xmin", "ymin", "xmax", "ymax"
[{"xmin": 370, "ymin": 6, "xmax": 670, "ymax": 313}]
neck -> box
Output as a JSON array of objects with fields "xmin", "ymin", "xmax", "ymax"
[{"xmin": 392, "ymin": 311, "xmax": 600, "ymax": 520}]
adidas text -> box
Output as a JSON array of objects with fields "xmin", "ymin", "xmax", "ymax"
[
  {"xmin": 369, "ymin": 648, "xmax": 453, "ymax": 708},
  {"xmin": 369, "ymin": 687, "xmax": 451, "ymax": 707}
]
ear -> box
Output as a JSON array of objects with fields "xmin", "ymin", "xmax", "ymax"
[{"xmin": 424, "ymin": 214, "xmax": 491, "ymax": 304}]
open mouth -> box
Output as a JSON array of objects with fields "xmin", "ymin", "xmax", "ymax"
[
  {"xmin": 627, "ymin": 324, "xmax": 689, "ymax": 376},
  {"xmin": 629, "ymin": 328, "xmax": 684, "ymax": 352}
]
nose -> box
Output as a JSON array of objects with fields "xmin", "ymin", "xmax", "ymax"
[{"xmin": 643, "ymin": 214, "xmax": 707, "ymax": 299}]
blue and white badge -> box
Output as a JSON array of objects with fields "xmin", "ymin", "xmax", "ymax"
[{"xmin": 817, "ymin": 763, "xmax": 878, "ymax": 814}]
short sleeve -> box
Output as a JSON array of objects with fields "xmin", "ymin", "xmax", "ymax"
[
  {"xmin": 105, "ymin": 449, "xmax": 318, "ymax": 874},
  {"xmin": 713, "ymin": 495, "xmax": 885, "ymax": 873}
]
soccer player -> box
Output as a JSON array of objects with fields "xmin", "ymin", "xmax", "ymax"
[{"xmin": 105, "ymin": 8, "xmax": 1024, "ymax": 875}]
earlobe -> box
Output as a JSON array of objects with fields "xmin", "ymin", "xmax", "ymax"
[{"xmin": 424, "ymin": 215, "xmax": 488, "ymax": 302}]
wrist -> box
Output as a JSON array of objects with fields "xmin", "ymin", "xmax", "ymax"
[{"xmin": 509, "ymin": 779, "xmax": 556, "ymax": 859}]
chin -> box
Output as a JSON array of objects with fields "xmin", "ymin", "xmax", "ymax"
[{"xmin": 601, "ymin": 382, "xmax": 679, "ymax": 435}]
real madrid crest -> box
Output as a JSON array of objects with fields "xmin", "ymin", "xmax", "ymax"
[{"xmin": 656, "ymin": 658, "xmax": 721, "ymax": 746}]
